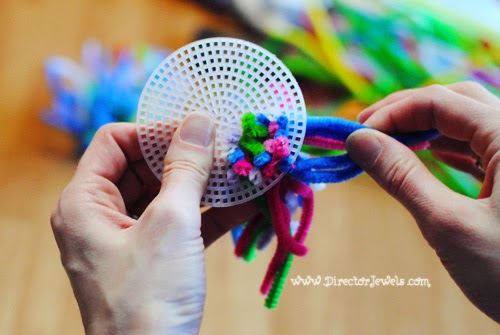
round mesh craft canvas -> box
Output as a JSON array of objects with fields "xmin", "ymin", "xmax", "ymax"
[{"xmin": 136, "ymin": 37, "xmax": 307, "ymax": 207}]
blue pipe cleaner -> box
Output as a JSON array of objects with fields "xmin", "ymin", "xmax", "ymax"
[
  {"xmin": 257, "ymin": 113, "xmax": 271, "ymax": 126},
  {"xmin": 229, "ymin": 148, "xmax": 245, "ymax": 165},
  {"xmin": 289, "ymin": 163, "xmax": 363, "ymax": 184},
  {"xmin": 393, "ymin": 130, "xmax": 440, "ymax": 146},
  {"xmin": 306, "ymin": 116, "xmax": 367, "ymax": 141},
  {"xmin": 257, "ymin": 225, "xmax": 275, "ymax": 250},
  {"xmin": 306, "ymin": 116, "xmax": 440, "ymax": 146},
  {"xmin": 231, "ymin": 224, "xmax": 245, "ymax": 244},
  {"xmin": 277, "ymin": 115, "xmax": 288, "ymax": 131},
  {"xmin": 279, "ymin": 156, "xmax": 294, "ymax": 171},
  {"xmin": 42, "ymin": 39, "xmax": 169, "ymax": 154},
  {"xmin": 287, "ymin": 116, "xmax": 439, "ymax": 184},
  {"xmin": 254, "ymin": 151, "xmax": 273, "ymax": 168},
  {"xmin": 294, "ymin": 154, "xmax": 354, "ymax": 171}
]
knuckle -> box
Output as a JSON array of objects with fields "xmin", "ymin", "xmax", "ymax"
[
  {"xmin": 50, "ymin": 202, "xmax": 63, "ymax": 234},
  {"xmin": 164, "ymin": 203, "xmax": 192, "ymax": 223},
  {"xmin": 477, "ymin": 126, "xmax": 500, "ymax": 164},
  {"xmin": 162, "ymin": 159, "xmax": 209, "ymax": 185},
  {"xmin": 449, "ymin": 80, "xmax": 491, "ymax": 99},
  {"xmin": 486, "ymin": 148, "xmax": 500, "ymax": 173},
  {"xmin": 459, "ymin": 80, "xmax": 486, "ymax": 93},
  {"xmin": 420, "ymin": 84, "xmax": 448, "ymax": 103},
  {"xmin": 421, "ymin": 84, "xmax": 449, "ymax": 102},
  {"xmin": 94, "ymin": 123, "xmax": 116, "ymax": 138},
  {"xmin": 426, "ymin": 84, "xmax": 447, "ymax": 93},
  {"xmin": 50, "ymin": 187, "xmax": 73, "ymax": 235},
  {"xmin": 61, "ymin": 254, "xmax": 86, "ymax": 276},
  {"xmin": 50, "ymin": 184, "xmax": 85, "ymax": 238},
  {"xmin": 148, "ymin": 191, "xmax": 192, "ymax": 219},
  {"xmin": 384, "ymin": 157, "xmax": 418, "ymax": 200},
  {"xmin": 408, "ymin": 85, "xmax": 438, "ymax": 103},
  {"xmin": 91, "ymin": 123, "xmax": 123, "ymax": 146},
  {"xmin": 142, "ymin": 200, "xmax": 196, "ymax": 239}
]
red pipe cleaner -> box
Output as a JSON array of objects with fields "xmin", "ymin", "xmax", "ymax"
[{"xmin": 235, "ymin": 213, "xmax": 266, "ymax": 257}]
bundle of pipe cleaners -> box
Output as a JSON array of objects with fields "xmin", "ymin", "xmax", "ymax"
[
  {"xmin": 232, "ymin": 0, "xmax": 498, "ymax": 198},
  {"xmin": 236, "ymin": 0, "xmax": 500, "ymax": 101},
  {"xmin": 228, "ymin": 112, "xmax": 293, "ymax": 185},
  {"xmin": 229, "ymin": 112, "xmax": 439, "ymax": 308},
  {"xmin": 43, "ymin": 39, "xmax": 169, "ymax": 153}
]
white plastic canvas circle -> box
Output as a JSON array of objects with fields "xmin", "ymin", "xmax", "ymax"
[{"xmin": 136, "ymin": 37, "xmax": 307, "ymax": 207}]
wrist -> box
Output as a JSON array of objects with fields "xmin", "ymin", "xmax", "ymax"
[{"xmin": 84, "ymin": 302, "xmax": 202, "ymax": 335}]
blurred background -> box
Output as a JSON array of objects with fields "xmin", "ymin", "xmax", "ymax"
[{"xmin": 1, "ymin": 0, "xmax": 499, "ymax": 333}]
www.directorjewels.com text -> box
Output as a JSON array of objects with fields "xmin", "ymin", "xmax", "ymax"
[{"xmin": 290, "ymin": 275, "xmax": 431, "ymax": 288}]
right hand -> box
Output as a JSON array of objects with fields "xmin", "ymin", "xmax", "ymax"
[{"xmin": 346, "ymin": 82, "xmax": 500, "ymax": 322}]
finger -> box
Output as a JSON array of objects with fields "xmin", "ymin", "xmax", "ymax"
[
  {"xmin": 137, "ymin": 113, "xmax": 215, "ymax": 244},
  {"xmin": 358, "ymin": 88, "xmax": 417, "ymax": 123},
  {"xmin": 116, "ymin": 159, "xmax": 160, "ymax": 213},
  {"xmin": 359, "ymin": 81, "xmax": 500, "ymax": 124},
  {"xmin": 201, "ymin": 201, "xmax": 261, "ymax": 248},
  {"xmin": 431, "ymin": 151, "xmax": 485, "ymax": 181},
  {"xmin": 128, "ymin": 185, "xmax": 160, "ymax": 219},
  {"xmin": 346, "ymin": 128, "xmax": 463, "ymax": 233},
  {"xmin": 446, "ymin": 81, "xmax": 500, "ymax": 107},
  {"xmin": 54, "ymin": 123, "xmax": 141, "ymax": 236},
  {"xmin": 69, "ymin": 123, "xmax": 142, "ymax": 218},
  {"xmin": 429, "ymin": 136, "xmax": 477, "ymax": 158},
  {"xmin": 479, "ymin": 151, "xmax": 500, "ymax": 199},
  {"xmin": 116, "ymin": 168, "xmax": 143, "ymax": 214},
  {"xmin": 363, "ymin": 84, "xmax": 500, "ymax": 168},
  {"xmin": 75, "ymin": 123, "xmax": 143, "ymax": 184}
]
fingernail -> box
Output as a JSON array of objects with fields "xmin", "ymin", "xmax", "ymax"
[
  {"xmin": 179, "ymin": 113, "xmax": 214, "ymax": 147},
  {"xmin": 346, "ymin": 129, "xmax": 382, "ymax": 170}
]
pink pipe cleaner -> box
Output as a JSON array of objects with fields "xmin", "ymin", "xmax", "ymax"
[
  {"xmin": 260, "ymin": 176, "xmax": 315, "ymax": 294},
  {"xmin": 304, "ymin": 136, "xmax": 346, "ymax": 151},
  {"xmin": 269, "ymin": 185, "xmax": 307, "ymax": 257},
  {"xmin": 409, "ymin": 141, "xmax": 431, "ymax": 151},
  {"xmin": 304, "ymin": 135, "xmax": 431, "ymax": 152},
  {"xmin": 261, "ymin": 182, "xmax": 291, "ymax": 294}
]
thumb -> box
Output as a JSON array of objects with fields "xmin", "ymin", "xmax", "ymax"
[
  {"xmin": 160, "ymin": 112, "xmax": 215, "ymax": 206},
  {"xmin": 346, "ymin": 128, "xmax": 453, "ymax": 221},
  {"xmin": 138, "ymin": 112, "xmax": 215, "ymax": 246}
]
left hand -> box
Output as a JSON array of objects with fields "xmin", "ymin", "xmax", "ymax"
[{"xmin": 51, "ymin": 114, "xmax": 258, "ymax": 334}]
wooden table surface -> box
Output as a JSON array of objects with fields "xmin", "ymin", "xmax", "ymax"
[{"xmin": 0, "ymin": 1, "xmax": 498, "ymax": 334}]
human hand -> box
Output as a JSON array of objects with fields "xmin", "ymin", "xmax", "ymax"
[
  {"xmin": 51, "ymin": 114, "xmax": 258, "ymax": 334},
  {"xmin": 345, "ymin": 82, "xmax": 500, "ymax": 322}
]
